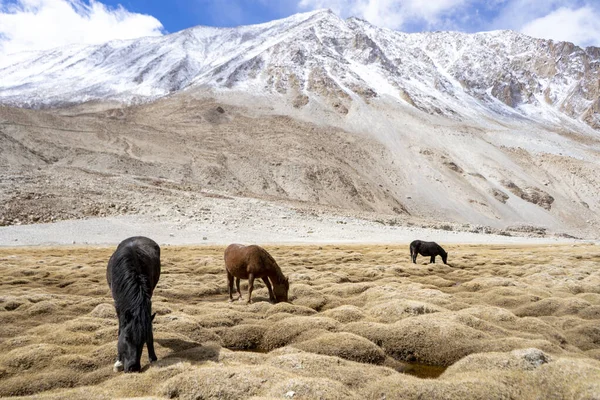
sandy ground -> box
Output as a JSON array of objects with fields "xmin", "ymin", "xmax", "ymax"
[
  {"xmin": 1, "ymin": 243, "xmax": 599, "ymax": 399},
  {"xmin": 0, "ymin": 210, "xmax": 583, "ymax": 248}
]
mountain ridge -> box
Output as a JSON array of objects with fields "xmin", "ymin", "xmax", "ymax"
[{"xmin": 0, "ymin": 9, "xmax": 598, "ymax": 131}]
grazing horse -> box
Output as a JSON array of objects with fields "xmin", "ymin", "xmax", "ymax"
[
  {"xmin": 106, "ymin": 236, "xmax": 161, "ymax": 373},
  {"xmin": 410, "ymin": 240, "xmax": 448, "ymax": 264},
  {"xmin": 224, "ymin": 244, "xmax": 289, "ymax": 304}
]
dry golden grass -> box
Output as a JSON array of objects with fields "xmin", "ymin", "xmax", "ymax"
[{"xmin": 1, "ymin": 243, "xmax": 600, "ymax": 399}]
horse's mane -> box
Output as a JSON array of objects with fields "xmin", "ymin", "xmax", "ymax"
[
  {"xmin": 110, "ymin": 245, "xmax": 152, "ymax": 344},
  {"xmin": 261, "ymin": 248, "xmax": 286, "ymax": 284},
  {"xmin": 437, "ymin": 245, "xmax": 448, "ymax": 256}
]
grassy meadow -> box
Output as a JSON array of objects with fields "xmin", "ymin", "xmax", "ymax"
[{"xmin": 1, "ymin": 243, "xmax": 600, "ymax": 399}]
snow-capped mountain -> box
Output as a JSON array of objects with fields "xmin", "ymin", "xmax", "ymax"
[{"xmin": 1, "ymin": 9, "xmax": 598, "ymax": 130}]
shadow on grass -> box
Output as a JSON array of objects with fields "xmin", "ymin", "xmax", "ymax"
[{"xmin": 155, "ymin": 338, "xmax": 221, "ymax": 367}]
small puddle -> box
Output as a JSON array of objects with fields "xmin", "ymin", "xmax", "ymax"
[
  {"xmin": 386, "ymin": 356, "xmax": 448, "ymax": 379},
  {"xmin": 226, "ymin": 342, "xmax": 447, "ymax": 378},
  {"xmin": 228, "ymin": 348, "xmax": 447, "ymax": 378},
  {"xmin": 227, "ymin": 347, "xmax": 269, "ymax": 354},
  {"xmin": 400, "ymin": 362, "xmax": 448, "ymax": 379}
]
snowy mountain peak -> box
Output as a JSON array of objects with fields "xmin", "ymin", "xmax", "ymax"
[{"xmin": 0, "ymin": 10, "xmax": 598, "ymax": 130}]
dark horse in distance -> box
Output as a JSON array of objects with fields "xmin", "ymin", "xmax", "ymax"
[
  {"xmin": 224, "ymin": 244, "xmax": 289, "ymax": 304},
  {"xmin": 107, "ymin": 236, "xmax": 161, "ymax": 372},
  {"xmin": 410, "ymin": 240, "xmax": 448, "ymax": 264}
]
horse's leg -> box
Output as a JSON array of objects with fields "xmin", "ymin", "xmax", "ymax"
[
  {"xmin": 247, "ymin": 274, "xmax": 255, "ymax": 304},
  {"xmin": 263, "ymin": 277, "xmax": 275, "ymax": 303},
  {"xmin": 412, "ymin": 253, "xmax": 417, "ymax": 264},
  {"xmin": 113, "ymin": 321, "xmax": 124, "ymax": 372},
  {"xmin": 114, "ymin": 355, "xmax": 123, "ymax": 372},
  {"xmin": 430, "ymin": 255, "xmax": 435, "ymax": 264},
  {"xmin": 236, "ymin": 278, "xmax": 243, "ymax": 301},
  {"xmin": 147, "ymin": 326, "xmax": 157, "ymax": 363},
  {"xmin": 227, "ymin": 271, "xmax": 234, "ymax": 302}
]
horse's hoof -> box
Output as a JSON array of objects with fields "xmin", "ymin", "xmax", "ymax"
[
  {"xmin": 228, "ymin": 298, "xmax": 234, "ymax": 303},
  {"xmin": 113, "ymin": 360, "xmax": 124, "ymax": 372},
  {"xmin": 149, "ymin": 357, "xmax": 157, "ymax": 363}
]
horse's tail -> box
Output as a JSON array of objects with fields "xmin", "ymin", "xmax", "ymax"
[
  {"xmin": 111, "ymin": 245, "xmax": 144, "ymax": 301},
  {"xmin": 110, "ymin": 243, "xmax": 153, "ymax": 340}
]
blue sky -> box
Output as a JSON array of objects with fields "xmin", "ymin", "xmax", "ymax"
[
  {"xmin": 1, "ymin": 0, "xmax": 599, "ymax": 55},
  {"xmin": 93, "ymin": 0, "xmax": 296, "ymax": 32}
]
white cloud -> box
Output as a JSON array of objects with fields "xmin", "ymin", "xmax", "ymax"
[
  {"xmin": 487, "ymin": 0, "xmax": 600, "ymax": 47},
  {"xmin": 0, "ymin": 0, "xmax": 164, "ymax": 55},
  {"xmin": 298, "ymin": 0, "xmax": 469, "ymax": 30},
  {"xmin": 489, "ymin": 0, "xmax": 566, "ymax": 31},
  {"xmin": 296, "ymin": 0, "xmax": 600, "ymax": 47},
  {"xmin": 521, "ymin": 6, "xmax": 600, "ymax": 47}
]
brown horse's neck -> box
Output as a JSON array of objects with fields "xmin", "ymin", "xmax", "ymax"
[{"xmin": 269, "ymin": 263, "xmax": 286, "ymax": 284}]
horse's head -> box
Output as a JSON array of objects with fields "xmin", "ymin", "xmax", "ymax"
[
  {"xmin": 441, "ymin": 251, "xmax": 448, "ymax": 265},
  {"xmin": 273, "ymin": 276, "xmax": 290, "ymax": 303},
  {"xmin": 118, "ymin": 311, "xmax": 154, "ymax": 372}
]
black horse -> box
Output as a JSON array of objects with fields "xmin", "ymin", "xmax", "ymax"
[
  {"xmin": 106, "ymin": 236, "xmax": 161, "ymax": 373},
  {"xmin": 410, "ymin": 240, "xmax": 448, "ymax": 264}
]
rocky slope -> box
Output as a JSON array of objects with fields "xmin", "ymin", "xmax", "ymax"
[{"xmin": 1, "ymin": 92, "xmax": 599, "ymax": 238}]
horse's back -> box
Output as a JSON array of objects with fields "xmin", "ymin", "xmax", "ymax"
[
  {"xmin": 224, "ymin": 244, "xmax": 273, "ymax": 279},
  {"xmin": 107, "ymin": 236, "xmax": 161, "ymax": 294},
  {"xmin": 224, "ymin": 243, "xmax": 245, "ymax": 261},
  {"xmin": 410, "ymin": 240, "xmax": 441, "ymax": 255},
  {"xmin": 421, "ymin": 241, "xmax": 443, "ymax": 255},
  {"xmin": 224, "ymin": 244, "xmax": 248, "ymax": 278}
]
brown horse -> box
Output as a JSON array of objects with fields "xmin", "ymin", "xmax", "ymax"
[{"xmin": 224, "ymin": 244, "xmax": 289, "ymax": 304}]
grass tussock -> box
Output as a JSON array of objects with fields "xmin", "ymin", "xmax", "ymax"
[
  {"xmin": 292, "ymin": 332, "xmax": 386, "ymax": 364},
  {"xmin": 0, "ymin": 243, "xmax": 599, "ymax": 398}
]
